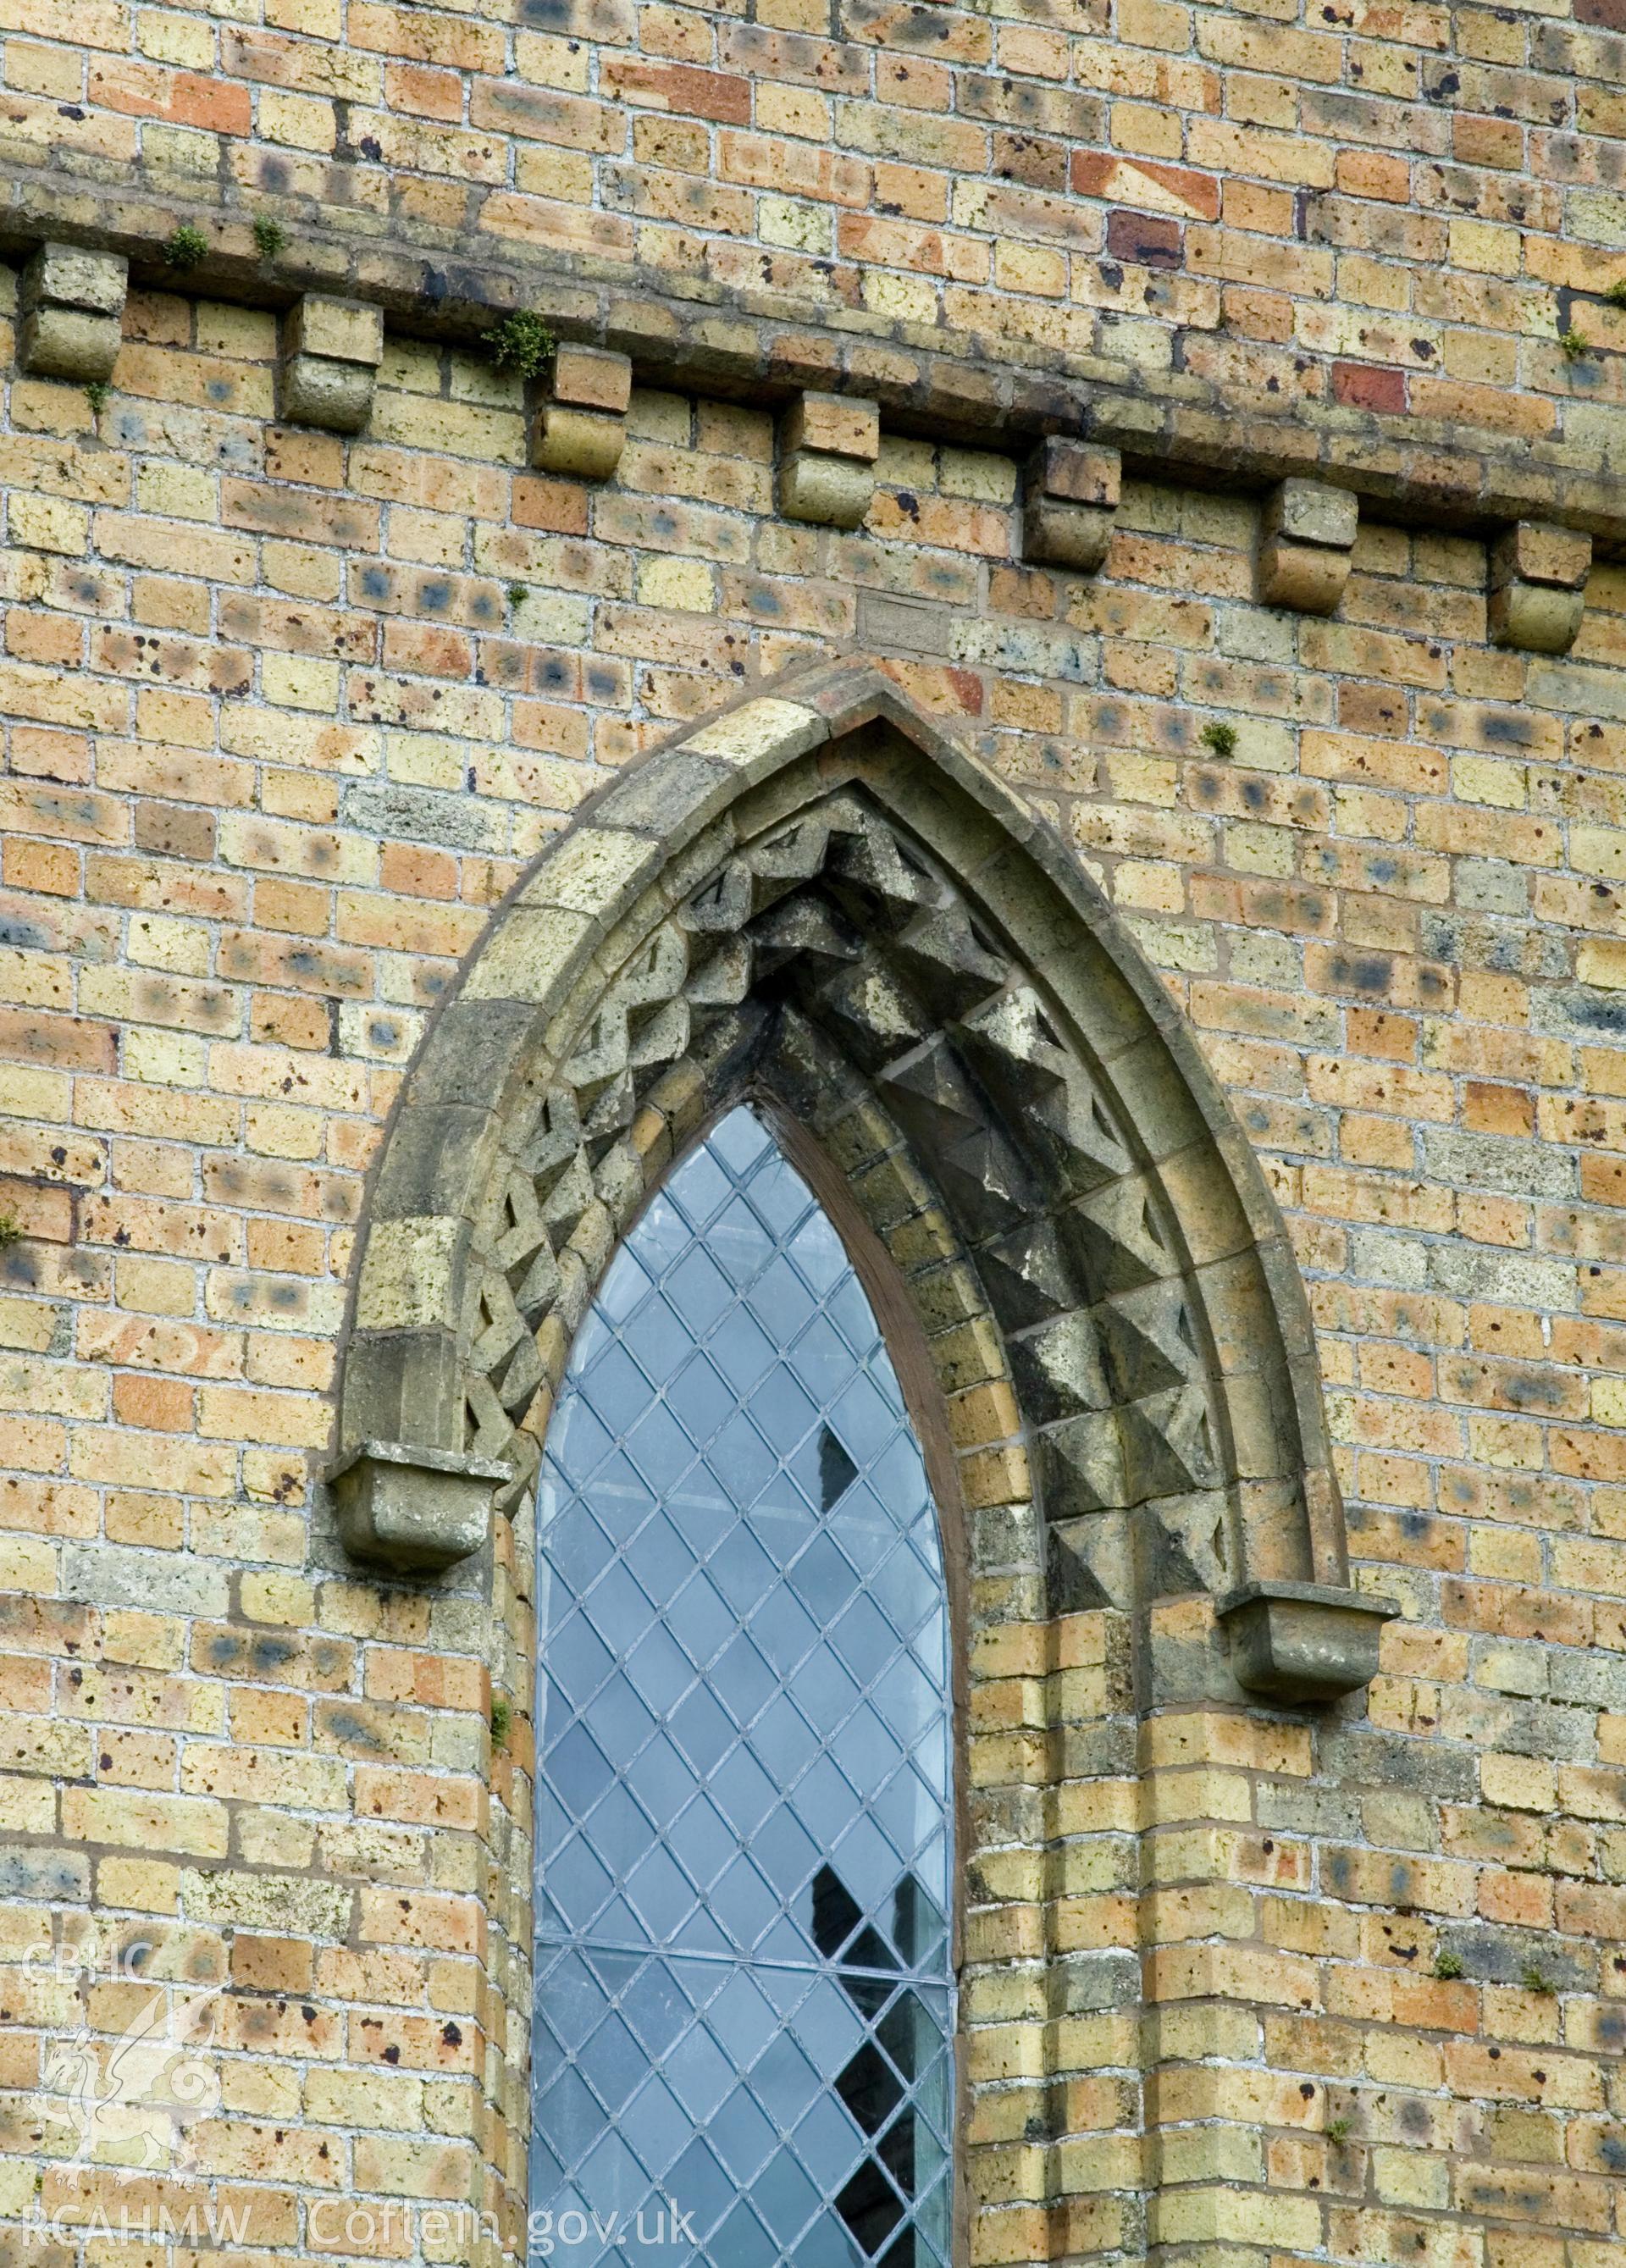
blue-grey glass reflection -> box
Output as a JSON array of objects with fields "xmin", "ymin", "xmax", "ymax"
[{"xmin": 533, "ymin": 1108, "xmax": 954, "ymax": 2265}]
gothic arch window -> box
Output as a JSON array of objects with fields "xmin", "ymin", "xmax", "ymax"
[
  {"xmin": 530, "ymin": 1106, "xmax": 956, "ymax": 2266},
  {"xmin": 332, "ymin": 659, "xmax": 1390, "ymax": 2268}
]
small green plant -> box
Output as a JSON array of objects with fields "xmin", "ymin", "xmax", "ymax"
[
  {"xmin": 84, "ymin": 380, "xmax": 110, "ymax": 415},
  {"xmin": 1521, "ymin": 1962, "xmax": 1556, "ymax": 1996},
  {"xmin": 1325, "ymin": 2116, "xmax": 1352, "ymax": 2149},
  {"xmin": 0, "ymin": 1214, "xmax": 20, "ymax": 1249},
  {"xmin": 489, "ymin": 1698, "xmax": 512, "ymax": 1749},
  {"xmin": 1559, "ymin": 327, "xmax": 1591, "ymax": 364},
  {"xmin": 1433, "ymin": 1947, "xmax": 1464, "ymax": 1980},
  {"xmin": 1199, "ymin": 720, "xmax": 1238, "ymax": 759},
  {"xmin": 507, "ymin": 582, "xmax": 528, "ymax": 607},
  {"xmin": 163, "ymin": 224, "xmax": 209, "ymax": 273},
  {"xmin": 486, "ymin": 309, "xmax": 555, "ymax": 384},
  {"xmin": 1607, "ymin": 279, "xmax": 1626, "ymax": 311},
  {"xmin": 252, "ymin": 216, "xmax": 286, "ymax": 260}
]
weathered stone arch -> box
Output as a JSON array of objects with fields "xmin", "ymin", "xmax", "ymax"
[{"xmin": 331, "ymin": 656, "xmax": 1390, "ymax": 1701}]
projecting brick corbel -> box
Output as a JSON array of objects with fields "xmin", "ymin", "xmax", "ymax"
[
  {"xmin": 279, "ymin": 295, "xmax": 383, "ymax": 433},
  {"xmin": 1021, "ymin": 439, "xmax": 1120, "ymax": 572},
  {"xmin": 777, "ymin": 393, "xmax": 879, "ymax": 529},
  {"xmin": 17, "ymin": 242, "xmax": 127, "ymax": 384},
  {"xmin": 1257, "ymin": 478, "xmax": 1358, "ymax": 614},
  {"xmin": 531, "ymin": 346, "xmax": 632, "ymax": 479},
  {"xmin": 1489, "ymin": 520, "xmax": 1592, "ymax": 654}
]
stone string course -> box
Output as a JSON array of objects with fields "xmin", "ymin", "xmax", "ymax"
[{"xmin": 8, "ymin": 0, "xmax": 1626, "ymax": 2261}]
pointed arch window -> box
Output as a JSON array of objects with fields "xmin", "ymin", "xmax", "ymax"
[{"xmin": 531, "ymin": 1107, "xmax": 956, "ymax": 2265}]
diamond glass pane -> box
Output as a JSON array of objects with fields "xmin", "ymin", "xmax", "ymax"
[{"xmin": 534, "ymin": 1108, "xmax": 954, "ymax": 2266}]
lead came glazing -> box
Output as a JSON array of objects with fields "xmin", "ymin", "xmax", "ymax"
[{"xmin": 532, "ymin": 1107, "xmax": 955, "ymax": 2265}]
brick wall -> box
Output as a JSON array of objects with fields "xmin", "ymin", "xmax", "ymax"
[
  {"xmin": 14, "ymin": 0, "xmax": 1626, "ymax": 441},
  {"xmin": 8, "ymin": 0, "xmax": 1626, "ymax": 2260}
]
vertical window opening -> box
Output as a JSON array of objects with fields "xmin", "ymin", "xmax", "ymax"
[{"xmin": 531, "ymin": 1106, "xmax": 955, "ymax": 2265}]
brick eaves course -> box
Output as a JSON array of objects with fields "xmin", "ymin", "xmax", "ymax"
[{"xmin": 7, "ymin": 169, "xmax": 1626, "ymax": 546}]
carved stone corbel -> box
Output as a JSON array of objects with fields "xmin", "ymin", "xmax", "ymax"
[
  {"xmin": 777, "ymin": 392, "xmax": 879, "ymax": 529},
  {"xmin": 1021, "ymin": 439, "xmax": 1120, "ymax": 572},
  {"xmin": 328, "ymin": 1440, "xmax": 509, "ymax": 1574},
  {"xmin": 1218, "ymin": 1580, "xmax": 1397, "ymax": 1703},
  {"xmin": 1489, "ymin": 520, "xmax": 1591, "ymax": 654},
  {"xmin": 1257, "ymin": 478, "xmax": 1358, "ymax": 614},
  {"xmin": 279, "ymin": 295, "xmax": 383, "ymax": 433},
  {"xmin": 531, "ymin": 345, "xmax": 632, "ymax": 479},
  {"xmin": 17, "ymin": 242, "xmax": 127, "ymax": 384}
]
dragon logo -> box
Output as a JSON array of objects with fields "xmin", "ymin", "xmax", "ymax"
[{"xmin": 42, "ymin": 1979, "xmax": 224, "ymax": 2172}]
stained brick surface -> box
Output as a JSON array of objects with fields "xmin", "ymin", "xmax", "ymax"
[
  {"xmin": 13, "ymin": 0, "xmax": 1626, "ymax": 434},
  {"xmin": 7, "ymin": 0, "xmax": 1626, "ymax": 2260}
]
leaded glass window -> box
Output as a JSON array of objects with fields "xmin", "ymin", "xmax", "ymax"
[{"xmin": 531, "ymin": 1106, "xmax": 956, "ymax": 2265}]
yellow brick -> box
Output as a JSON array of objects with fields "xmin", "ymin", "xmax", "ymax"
[
  {"xmin": 136, "ymin": 462, "xmax": 219, "ymax": 522},
  {"xmin": 1453, "ymin": 753, "xmax": 1527, "ymax": 808},
  {"xmin": 241, "ymin": 1574, "xmax": 318, "ymax": 1625},
  {"xmin": 263, "ymin": 654, "xmax": 344, "ymax": 711},
  {"xmin": 10, "ymin": 495, "xmax": 90, "ymax": 554},
  {"xmin": 127, "ymin": 913, "xmax": 213, "ymax": 976},
  {"xmin": 124, "ymin": 1028, "xmax": 208, "ymax": 1086},
  {"xmin": 635, "ymin": 554, "xmax": 718, "ymax": 611}
]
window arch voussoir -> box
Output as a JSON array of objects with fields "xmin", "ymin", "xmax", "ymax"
[{"xmin": 334, "ymin": 657, "xmax": 1393, "ymax": 1707}]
